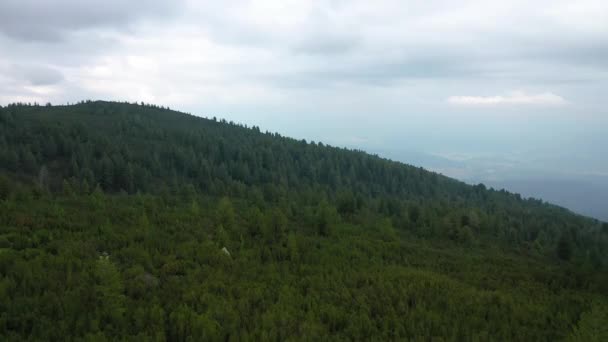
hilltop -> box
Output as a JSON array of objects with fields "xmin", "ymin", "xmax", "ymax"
[{"xmin": 0, "ymin": 101, "xmax": 606, "ymax": 340}]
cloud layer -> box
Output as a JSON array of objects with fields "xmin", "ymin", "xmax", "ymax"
[
  {"xmin": 447, "ymin": 91, "xmax": 568, "ymax": 106},
  {"xmin": 0, "ymin": 0, "xmax": 182, "ymax": 41},
  {"xmin": 0, "ymin": 0, "xmax": 606, "ymax": 127}
]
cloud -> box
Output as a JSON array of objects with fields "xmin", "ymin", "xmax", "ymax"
[
  {"xmin": 9, "ymin": 64, "xmax": 64, "ymax": 86},
  {"xmin": 447, "ymin": 91, "xmax": 568, "ymax": 106},
  {"xmin": 0, "ymin": 0, "xmax": 605, "ymax": 118},
  {"xmin": 0, "ymin": 0, "xmax": 184, "ymax": 41},
  {"xmin": 292, "ymin": 31, "xmax": 359, "ymax": 56}
]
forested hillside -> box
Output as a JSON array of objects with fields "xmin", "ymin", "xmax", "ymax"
[{"xmin": 0, "ymin": 101, "xmax": 607, "ymax": 341}]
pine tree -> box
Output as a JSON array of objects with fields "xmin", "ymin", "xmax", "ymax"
[{"xmin": 557, "ymin": 233, "xmax": 573, "ymax": 261}]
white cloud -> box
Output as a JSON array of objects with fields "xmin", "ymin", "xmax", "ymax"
[{"xmin": 447, "ymin": 91, "xmax": 568, "ymax": 106}]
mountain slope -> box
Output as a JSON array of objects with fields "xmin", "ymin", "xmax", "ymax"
[{"xmin": 0, "ymin": 101, "xmax": 606, "ymax": 340}]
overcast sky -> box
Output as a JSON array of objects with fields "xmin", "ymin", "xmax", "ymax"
[{"xmin": 1, "ymin": 0, "xmax": 607, "ymax": 180}]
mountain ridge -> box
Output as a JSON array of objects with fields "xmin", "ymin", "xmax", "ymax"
[
  {"xmin": 0, "ymin": 100, "xmax": 606, "ymax": 340},
  {"xmin": 1, "ymin": 100, "xmax": 595, "ymax": 218}
]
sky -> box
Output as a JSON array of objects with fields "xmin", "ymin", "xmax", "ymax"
[{"xmin": 1, "ymin": 0, "xmax": 607, "ymax": 218}]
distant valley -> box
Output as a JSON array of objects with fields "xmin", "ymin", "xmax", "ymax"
[{"xmin": 374, "ymin": 148, "xmax": 608, "ymax": 221}]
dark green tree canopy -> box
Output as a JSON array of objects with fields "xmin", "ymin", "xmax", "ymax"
[{"xmin": 0, "ymin": 101, "xmax": 606, "ymax": 341}]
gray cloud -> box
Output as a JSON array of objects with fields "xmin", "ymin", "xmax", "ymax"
[
  {"xmin": 292, "ymin": 32, "xmax": 359, "ymax": 55},
  {"xmin": 0, "ymin": 0, "xmax": 185, "ymax": 41},
  {"xmin": 290, "ymin": 8, "xmax": 360, "ymax": 56},
  {"xmin": 0, "ymin": 0, "xmax": 606, "ymax": 113},
  {"xmin": 182, "ymin": 1, "xmax": 608, "ymax": 91},
  {"xmin": 8, "ymin": 64, "xmax": 64, "ymax": 86},
  {"xmin": 547, "ymin": 40, "xmax": 608, "ymax": 69},
  {"xmin": 267, "ymin": 57, "xmax": 479, "ymax": 89}
]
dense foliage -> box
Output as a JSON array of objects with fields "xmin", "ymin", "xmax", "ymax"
[{"xmin": 0, "ymin": 101, "xmax": 606, "ymax": 341}]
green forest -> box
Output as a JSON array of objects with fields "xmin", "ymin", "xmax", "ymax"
[{"xmin": 0, "ymin": 101, "xmax": 606, "ymax": 341}]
